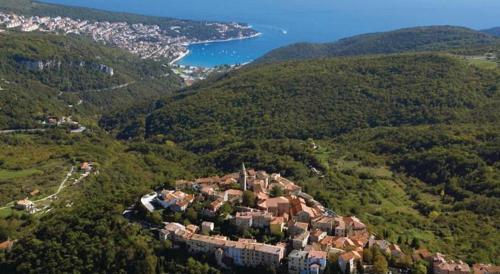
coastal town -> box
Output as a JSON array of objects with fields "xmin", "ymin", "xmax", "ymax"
[
  {"xmin": 0, "ymin": 11, "xmax": 259, "ymax": 63},
  {"xmin": 136, "ymin": 164, "xmax": 498, "ymax": 274}
]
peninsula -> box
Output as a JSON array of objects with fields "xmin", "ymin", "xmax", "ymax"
[{"xmin": 0, "ymin": 11, "xmax": 260, "ymax": 63}]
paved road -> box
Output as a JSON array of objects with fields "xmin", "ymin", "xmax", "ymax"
[
  {"xmin": 83, "ymin": 81, "xmax": 135, "ymax": 92},
  {"xmin": 0, "ymin": 202, "xmax": 14, "ymax": 211},
  {"xmin": 0, "ymin": 128, "xmax": 46, "ymax": 134}
]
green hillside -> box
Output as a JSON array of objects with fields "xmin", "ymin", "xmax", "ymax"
[
  {"xmin": 96, "ymin": 51, "xmax": 500, "ymax": 265},
  {"xmin": 313, "ymin": 124, "xmax": 500, "ymax": 264},
  {"xmin": 0, "ymin": 130, "xmax": 219, "ymax": 273},
  {"xmin": 483, "ymin": 27, "xmax": 500, "ymax": 37},
  {"xmin": 0, "ymin": 10, "xmax": 498, "ymax": 271},
  {"xmin": 256, "ymin": 26, "xmax": 499, "ymax": 64},
  {"xmin": 103, "ymin": 53, "xmax": 500, "ymax": 142},
  {"xmin": 0, "ymin": 31, "xmax": 182, "ymax": 129}
]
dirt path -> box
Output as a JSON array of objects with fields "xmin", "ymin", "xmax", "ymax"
[
  {"xmin": 34, "ymin": 166, "xmax": 75, "ymax": 203},
  {"xmin": 0, "ymin": 166, "xmax": 75, "ymax": 210}
]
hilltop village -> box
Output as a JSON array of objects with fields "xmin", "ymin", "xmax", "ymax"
[
  {"xmin": 136, "ymin": 165, "xmax": 493, "ymax": 274},
  {"xmin": 0, "ymin": 11, "xmax": 259, "ymax": 63}
]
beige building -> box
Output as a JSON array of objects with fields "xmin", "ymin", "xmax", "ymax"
[
  {"xmin": 182, "ymin": 233, "xmax": 285, "ymax": 268},
  {"xmin": 473, "ymin": 263, "xmax": 500, "ymax": 274},
  {"xmin": 234, "ymin": 212, "xmax": 253, "ymax": 230},
  {"xmin": 201, "ymin": 221, "xmax": 215, "ymax": 234},
  {"xmin": 310, "ymin": 229, "xmax": 327, "ymax": 243},
  {"xmin": 433, "ymin": 253, "xmax": 471, "ymax": 274},
  {"xmin": 288, "ymin": 250, "xmax": 327, "ymax": 274},
  {"xmin": 258, "ymin": 196, "xmax": 290, "ymax": 216},
  {"xmin": 292, "ymin": 231, "xmax": 310, "ymax": 250},
  {"xmin": 338, "ymin": 251, "xmax": 362, "ymax": 274},
  {"xmin": 312, "ymin": 216, "xmax": 335, "ymax": 234}
]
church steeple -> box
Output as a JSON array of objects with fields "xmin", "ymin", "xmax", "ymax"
[{"xmin": 240, "ymin": 163, "xmax": 247, "ymax": 191}]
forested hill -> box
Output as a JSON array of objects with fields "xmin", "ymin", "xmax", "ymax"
[
  {"xmin": 255, "ymin": 26, "xmax": 499, "ymax": 64},
  {"xmin": 97, "ymin": 50, "xmax": 500, "ymax": 266},
  {"xmin": 101, "ymin": 53, "xmax": 500, "ymax": 143},
  {"xmin": 483, "ymin": 27, "xmax": 500, "ymax": 37},
  {"xmin": 0, "ymin": 31, "xmax": 182, "ymax": 129}
]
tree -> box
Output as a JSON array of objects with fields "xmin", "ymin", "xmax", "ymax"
[
  {"xmin": 147, "ymin": 211, "xmax": 163, "ymax": 226},
  {"xmin": 383, "ymin": 229, "xmax": 392, "ymax": 239},
  {"xmin": 270, "ymin": 185, "xmax": 284, "ymax": 197},
  {"xmin": 0, "ymin": 225, "xmax": 9, "ymax": 242},
  {"xmin": 373, "ymin": 252, "xmax": 388, "ymax": 274},
  {"xmin": 411, "ymin": 237, "xmax": 421, "ymax": 249},
  {"xmin": 397, "ymin": 236, "xmax": 403, "ymax": 244},
  {"xmin": 344, "ymin": 262, "xmax": 352, "ymax": 274},
  {"xmin": 411, "ymin": 261, "xmax": 428, "ymax": 274},
  {"xmin": 185, "ymin": 207, "xmax": 198, "ymax": 223},
  {"xmin": 363, "ymin": 248, "xmax": 374, "ymax": 264},
  {"xmin": 242, "ymin": 190, "xmax": 256, "ymax": 207},
  {"xmin": 325, "ymin": 254, "xmax": 342, "ymax": 274},
  {"xmin": 356, "ymin": 260, "xmax": 365, "ymax": 274}
]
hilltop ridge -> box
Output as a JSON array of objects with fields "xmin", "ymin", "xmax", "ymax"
[
  {"xmin": 0, "ymin": 31, "xmax": 182, "ymax": 129},
  {"xmin": 255, "ymin": 26, "xmax": 499, "ymax": 64},
  {"xmin": 102, "ymin": 53, "xmax": 500, "ymax": 142}
]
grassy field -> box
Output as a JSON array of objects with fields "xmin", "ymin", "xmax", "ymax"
[
  {"xmin": 466, "ymin": 58, "xmax": 498, "ymax": 69},
  {"xmin": 0, "ymin": 168, "xmax": 43, "ymax": 180},
  {"xmin": 0, "ymin": 207, "xmax": 13, "ymax": 218},
  {"xmin": 0, "ymin": 134, "xmax": 75, "ymax": 204}
]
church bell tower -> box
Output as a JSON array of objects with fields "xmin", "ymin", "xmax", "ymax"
[{"xmin": 240, "ymin": 163, "xmax": 247, "ymax": 191}]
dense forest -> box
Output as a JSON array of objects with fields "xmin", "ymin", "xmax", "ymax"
[
  {"xmin": 0, "ymin": 31, "xmax": 182, "ymax": 129},
  {"xmin": 255, "ymin": 26, "xmax": 500, "ymax": 64},
  {"xmin": 102, "ymin": 53, "xmax": 500, "ymax": 143}
]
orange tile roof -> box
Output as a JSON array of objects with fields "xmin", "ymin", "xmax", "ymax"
[
  {"xmin": 344, "ymin": 216, "xmax": 366, "ymax": 229},
  {"xmin": 473, "ymin": 263, "xmax": 500, "ymax": 274},
  {"xmin": 209, "ymin": 199, "xmax": 224, "ymax": 209},
  {"xmin": 314, "ymin": 216, "xmax": 334, "ymax": 224},
  {"xmin": 0, "ymin": 240, "xmax": 14, "ymax": 250},
  {"xmin": 311, "ymin": 228, "xmax": 326, "ymax": 237},
  {"xmin": 293, "ymin": 221, "xmax": 309, "ymax": 231},
  {"xmin": 186, "ymin": 225, "xmax": 199, "ymax": 233},
  {"xmin": 340, "ymin": 251, "xmax": 362, "ymax": 261},
  {"xmin": 259, "ymin": 196, "xmax": 289, "ymax": 209},
  {"xmin": 221, "ymin": 173, "xmax": 239, "ymax": 180},
  {"xmin": 309, "ymin": 250, "xmax": 327, "ymax": 259},
  {"xmin": 320, "ymin": 236, "xmax": 335, "ymax": 246},
  {"xmin": 16, "ymin": 198, "xmax": 33, "ymax": 206},
  {"xmin": 225, "ymin": 189, "xmax": 243, "ymax": 196},
  {"xmin": 270, "ymin": 217, "xmax": 284, "ymax": 225},
  {"xmin": 235, "ymin": 212, "xmax": 253, "ymax": 219}
]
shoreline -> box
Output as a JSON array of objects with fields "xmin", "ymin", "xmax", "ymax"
[
  {"xmin": 184, "ymin": 32, "xmax": 262, "ymax": 46},
  {"xmin": 169, "ymin": 49, "xmax": 191, "ymax": 65},
  {"xmin": 173, "ymin": 32, "xmax": 262, "ymax": 66}
]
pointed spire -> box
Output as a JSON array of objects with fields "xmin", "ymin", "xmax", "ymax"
[{"xmin": 240, "ymin": 163, "xmax": 247, "ymax": 191}]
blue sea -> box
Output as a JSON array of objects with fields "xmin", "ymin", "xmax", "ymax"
[{"xmin": 41, "ymin": 0, "xmax": 500, "ymax": 67}]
